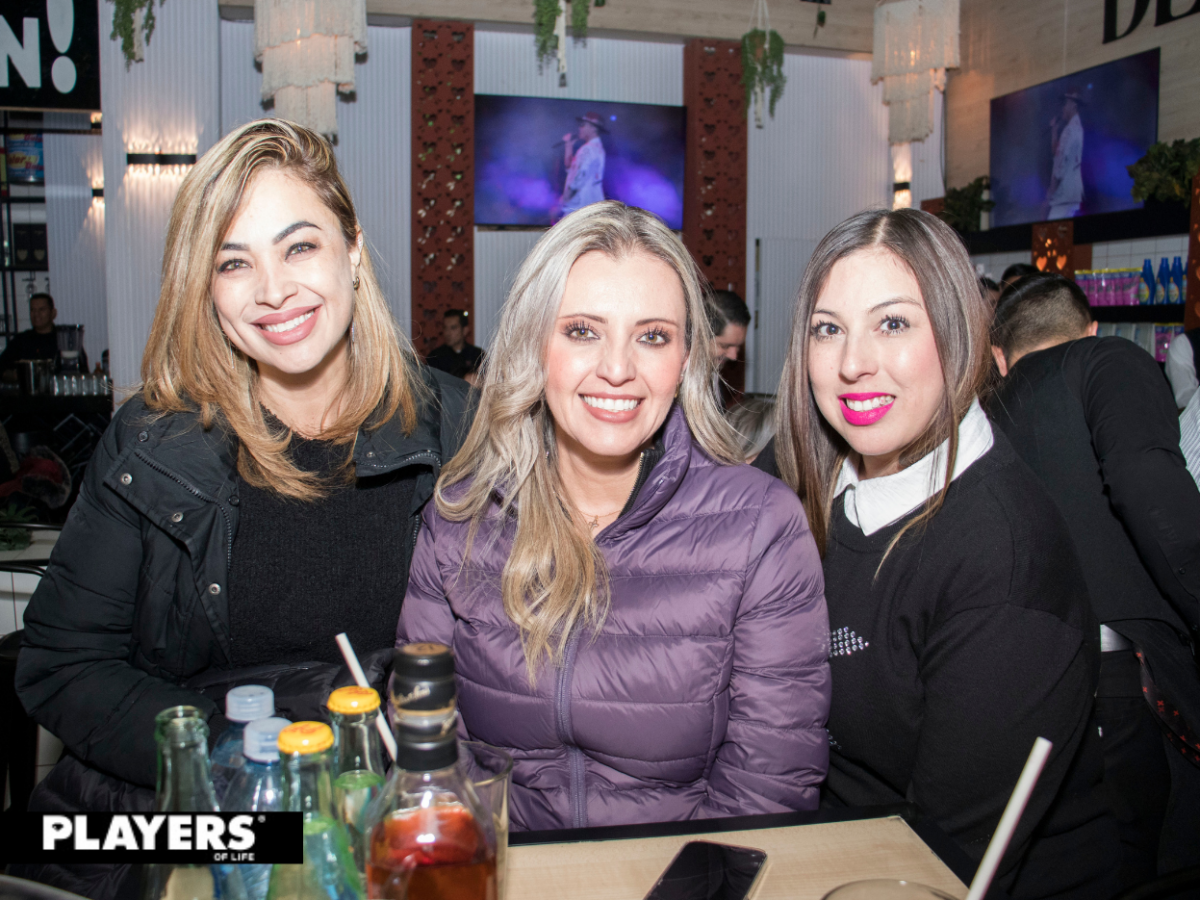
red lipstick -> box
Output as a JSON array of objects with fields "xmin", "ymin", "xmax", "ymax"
[{"xmin": 838, "ymin": 392, "xmax": 895, "ymax": 426}]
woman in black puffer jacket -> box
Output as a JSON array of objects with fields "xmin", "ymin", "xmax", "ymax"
[{"xmin": 13, "ymin": 120, "xmax": 473, "ymax": 900}]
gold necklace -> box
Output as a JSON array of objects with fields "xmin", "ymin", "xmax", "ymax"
[{"xmin": 578, "ymin": 451, "xmax": 645, "ymax": 531}]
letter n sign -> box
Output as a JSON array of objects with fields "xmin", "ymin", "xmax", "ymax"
[{"xmin": 1, "ymin": 1, "xmax": 99, "ymax": 112}]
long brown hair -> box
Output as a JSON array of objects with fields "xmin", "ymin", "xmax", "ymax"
[
  {"xmin": 774, "ymin": 208, "xmax": 991, "ymax": 555},
  {"xmin": 436, "ymin": 201, "xmax": 742, "ymax": 680},
  {"xmin": 141, "ymin": 119, "xmax": 419, "ymax": 500}
]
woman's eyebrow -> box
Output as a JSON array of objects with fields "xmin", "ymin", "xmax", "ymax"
[
  {"xmin": 867, "ymin": 297, "xmax": 922, "ymax": 314},
  {"xmin": 274, "ymin": 220, "xmax": 319, "ymax": 243}
]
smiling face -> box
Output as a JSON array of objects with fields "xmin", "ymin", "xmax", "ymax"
[
  {"xmin": 211, "ymin": 168, "xmax": 361, "ymax": 388},
  {"xmin": 807, "ymin": 248, "xmax": 946, "ymax": 479},
  {"xmin": 545, "ymin": 250, "xmax": 689, "ymax": 469}
]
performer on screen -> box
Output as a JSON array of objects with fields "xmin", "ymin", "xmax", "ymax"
[
  {"xmin": 558, "ymin": 112, "xmax": 607, "ymax": 219},
  {"xmin": 1046, "ymin": 91, "xmax": 1085, "ymax": 220}
]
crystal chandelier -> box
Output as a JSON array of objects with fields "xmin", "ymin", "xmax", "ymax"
[
  {"xmin": 872, "ymin": 0, "xmax": 959, "ymax": 145},
  {"xmin": 255, "ymin": 0, "xmax": 367, "ymax": 138}
]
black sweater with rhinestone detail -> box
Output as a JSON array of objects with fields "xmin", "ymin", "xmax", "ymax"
[{"xmin": 756, "ymin": 432, "xmax": 1119, "ymax": 899}]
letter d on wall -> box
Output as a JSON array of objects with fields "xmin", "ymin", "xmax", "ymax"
[
  {"xmin": 1105, "ymin": 0, "xmax": 1152, "ymax": 42},
  {"xmin": 1157, "ymin": 0, "xmax": 1200, "ymax": 25}
]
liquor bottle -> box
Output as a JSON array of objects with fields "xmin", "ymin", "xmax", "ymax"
[
  {"xmin": 266, "ymin": 722, "xmax": 364, "ymax": 900},
  {"xmin": 328, "ymin": 687, "xmax": 387, "ymax": 877},
  {"xmin": 142, "ymin": 706, "xmax": 249, "ymax": 900},
  {"xmin": 212, "ymin": 686, "xmax": 276, "ymax": 800},
  {"xmin": 364, "ymin": 644, "xmax": 497, "ymax": 900},
  {"xmin": 1171, "ymin": 256, "xmax": 1185, "ymax": 304},
  {"xmin": 222, "ymin": 717, "xmax": 293, "ymax": 900},
  {"xmin": 1140, "ymin": 259, "xmax": 1156, "ymax": 304}
]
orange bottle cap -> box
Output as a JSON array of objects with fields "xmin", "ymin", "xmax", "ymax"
[
  {"xmin": 327, "ymin": 686, "xmax": 381, "ymax": 715},
  {"xmin": 278, "ymin": 721, "xmax": 334, "ymax": 755}
]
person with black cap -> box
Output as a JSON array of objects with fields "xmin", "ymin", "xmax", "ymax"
[
  {"xmin": 558, "ymin": 112, "xmax": 607, "ymax": 218},
  {"xmin": 1047, "ymin": 91, "xmax": 1085, "ymax": 220}
]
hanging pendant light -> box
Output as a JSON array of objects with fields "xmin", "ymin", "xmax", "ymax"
[
  {"xmin": 255, "ymin": 0, "xmax": 367, "ymax": 138},
  {"xmin": 872, "ymin": 0, "xmax": 959, "ymax": 145}
]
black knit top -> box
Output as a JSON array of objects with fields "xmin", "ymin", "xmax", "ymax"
[{"xmin": 227, "ymin": 434, "xmax": 416, "ymax": 667}]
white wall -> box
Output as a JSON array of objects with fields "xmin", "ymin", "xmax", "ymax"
[
  {"xmin": 43, "ymin": 112, "xmax": 106, "ymax": 362},
  {"xmin": 472, "ymin": 30, "xmax": 684, "ymax": 348},
  {"xmin": 746, "ymin": 51, "xmax": 893, "ymax": 394},
  {"xmin": 102, "ymin": 0, "xmax": 221, "ymax": 396},
  {"xmin": 219, "ymin": 20, "xmax": 413, "ymax": 336}
]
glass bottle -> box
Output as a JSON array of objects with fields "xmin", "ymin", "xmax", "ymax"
[
  {"xmin": 266, "ymin": 722, "xmax": 364, "ymax": 900},
  {"xmin": 222, "ymin": 717, "xmax": 293, "ymax": 900},
  {"xmin": 364, "ymin": 643, "xmax": 497, "ymax": 900},
  {"xmin": 212, "ymin": 685, "xmax": 276, "ymax": 800},
  {"xmin": 328, "ymin": 687, "xmax": 387, "ymax": 877},
  {"xmin": 142, "ymin": 706, "xmax": 248, "ymax": 900}
]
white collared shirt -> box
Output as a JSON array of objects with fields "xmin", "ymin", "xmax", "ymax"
[{"xmin": 834, "ymin": 398, "xmax": 995, "ymax": 536}]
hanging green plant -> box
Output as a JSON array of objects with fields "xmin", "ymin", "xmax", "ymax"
[
  {"xmin": 571, "ymin": 0, "xmax": 591, "ymax": 42},
  {"xmin": 110, "ymin": 0, "xmax": 159, "ymax": 66},
  {"xmin": 534, "ymin": 0, "xmax": 561, "ymax": 71},
  {"xmin": 741, "ymin": 28, "xmax": 786, "ymax": 127},
  {"xmin": 1127, "ymin": 139, "xmax": 1200, "ymax": 206},
  {"xmin": 939, "ymin": 176, "xmax": 996, "ymax": 234}
]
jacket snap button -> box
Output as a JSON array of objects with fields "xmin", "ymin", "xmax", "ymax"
[
  {"xmin": 171, "ymin": 512, "xmax": 183, "ymax": 523},
  {"xmin": 138, "ymin": 431, "xmax": 149, "ymax": 442},
  {"xmin": 120, "ymin": 473, "xmax": 133, "ymax": 485},
  {"xmin": 208, "ymin": 583, "xmax": 221, "ymax": 595},
  {"xmin": 366, "ymin": 450, "xmax": 375, "ymax": 458},
  {"xmin": 228, "ymin": 496, "xmax": 239, "ymax": 506}
]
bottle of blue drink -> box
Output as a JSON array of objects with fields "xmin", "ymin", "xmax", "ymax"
[
  {"xmin": 1171, "ymin": 256, "xmax": 1185, "ymax": 303},
  {"xmin": 327, "ymin": 687, "xmax": 386, "ymax": 878},
  {"xmin": 222, "ymin": 717, "xmax": 292, "ymax": 900},
  {"xmin": 266, "ymin": 722, "xmax": 364, "ymax": 900},
  {"xmin": 1157, "ymin": 258, "xmax": 1171, "ymax": 304},
  {"xmin": 212, "ymin": 686, "xmax": 275, "ymax": 800}
]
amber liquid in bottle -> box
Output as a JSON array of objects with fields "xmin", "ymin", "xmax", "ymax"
[{"xmin": 367, "ymin": 804, "xmax": 496, "ymax": 900}]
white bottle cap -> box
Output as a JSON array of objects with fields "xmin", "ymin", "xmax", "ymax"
[
  {"xmin": 225, "ymin": 685, "xmax": 275, "ymax": 723},
  {"xmin": 243, "ymin": 717, "xmax": 292, "ymax": 763}
]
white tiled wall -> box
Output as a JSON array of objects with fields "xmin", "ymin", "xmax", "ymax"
[
  {"xmin": 970, "ymin": 234, "xmax": 1190, "ymax": 283},
  {"xmin": 1091, "ymin": 235, "xmax": 1189, "ymax": 272}
]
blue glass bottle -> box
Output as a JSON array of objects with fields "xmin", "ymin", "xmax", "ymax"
[
  {"xmin": 222, "ymin": 717, "xmax": 292, "ymax": 900},
  {"xmin": 1171, "ymin": 256, "xmax": 1185, "ymax": 304},
  {"xmin": 212, "ymin": 686, "xmax": 275, "ymax": 800}
]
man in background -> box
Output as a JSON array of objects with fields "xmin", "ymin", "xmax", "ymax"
[
  {"xmin": 0, "ymin": 293, "xmax": 59, "ymax": 383},
  {"xmin": 706, "ymin": 290, "xmax": 751, "ymax": 410},
  {"xmin": 1001, "ymin": 262, "xmax": 1039, "ymax": 290},
  {"xmin": 1047, "ymin": 91, "xmax": 1085, "ymax": 220},
  {"xmin": 990, "ymin": 273, "xmax": 1200, "ymax": 885},
  {"xmin": 425, "ymin": 309, "xmax": 484, "ymax": 381}
]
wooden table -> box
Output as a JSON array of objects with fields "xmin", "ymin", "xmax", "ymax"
[{"xmin": 507, "ymin": 809, "xmax": 971, "ymax": 900}]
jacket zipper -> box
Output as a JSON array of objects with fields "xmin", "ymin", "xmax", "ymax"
[
  {"xmin": 555, "ymin": 629, "xmax": 587, "ymax": 828},
  {"xmin": 134, "ymin": 450, "xmax": 234, "ymax": 570}
]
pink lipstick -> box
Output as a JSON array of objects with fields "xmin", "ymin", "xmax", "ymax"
[
  {"xmin": 838, "ymin": 392, "xmax": 895, "ymax": 426},
  {"xmin": 252, "ymin": 305, "xmax": 320, "ymax": 346}
]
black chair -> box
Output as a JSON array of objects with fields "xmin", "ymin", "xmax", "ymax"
[
  {"xmin": 1, "ymin": 560, "xmax": 46, "ymax": 813},
  {"xmin": 1112, "ymin": 867, "xmax": 1200, "ymax": 900}
]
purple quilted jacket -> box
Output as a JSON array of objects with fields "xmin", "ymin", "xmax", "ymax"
[{"xmin": 397, "ymin": 405, "xmax": 830, "ymax": 831}]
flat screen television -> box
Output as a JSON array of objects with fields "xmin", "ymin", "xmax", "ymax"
[
  {"xmin": 989, "ymin": 48, "xmax": 1159, "ymax": 228},
  {"xmin": 475, "ymin": 94, "xmax": 686, "ymax": 229}
]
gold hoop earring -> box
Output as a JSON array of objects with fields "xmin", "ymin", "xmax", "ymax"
[{"xmin": 352, "ymin": 275, "xmax": 361, "ymax": 291}]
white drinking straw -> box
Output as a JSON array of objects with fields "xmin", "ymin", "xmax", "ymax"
[
  {"xmin": 335, "ymin": 632, "xmax": 398, "ymax": 762},
  {"xmin": 965, "ymin": 737, "xmax": 1054, "ymax": 900}
]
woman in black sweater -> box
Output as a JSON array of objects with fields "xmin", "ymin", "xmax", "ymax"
[
  {"xmin": 755, "ymin": 208, "xmax": 1119, "ymax": 899},
  {"xmin": 14, "ymin": 121, "xmax": 472, "ymax": 899}
]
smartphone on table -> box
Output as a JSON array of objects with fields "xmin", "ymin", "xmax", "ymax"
[{"xmin": 643, "ymin": 840, "xmax": 768, "ymax": 900}]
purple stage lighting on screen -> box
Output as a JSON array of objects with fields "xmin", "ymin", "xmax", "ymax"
[
  {"xmin": 475, "ymin": 94, "xmax": 686, "ymax": 229},
  {"xmin": 989, "ymin": 48, "xmax": 1159, "ymax": 228}
]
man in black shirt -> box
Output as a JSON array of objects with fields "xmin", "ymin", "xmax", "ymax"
[
  {"xmin": 0, "ymin": 293, "xmax": 59, "ymax": 382},
  {"xmin": 990, "ymin": 273, "xmax": 1200, "ymax": 884},
  {"xmin": 425, "ymin": 308, "xmax": 483, "ymax": 381}
]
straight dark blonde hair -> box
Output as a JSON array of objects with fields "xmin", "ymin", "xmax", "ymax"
[
  {"xmin": 141, "ymin": 119, "xmax": 419, "ymax": 500},
  {"xmin": 437, "ymin": 201, "xmax": 742, "ymax": 679},
  {"xmin": 774, "ymin": 207, "xmax": 991, "ymax": 555}
]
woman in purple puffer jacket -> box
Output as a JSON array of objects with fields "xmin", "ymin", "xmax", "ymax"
[{"xmin": 397, "ymin": 202, "xmax": 830, "ymax": 831}]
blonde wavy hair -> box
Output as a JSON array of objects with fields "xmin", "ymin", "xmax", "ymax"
[
  {"xmin": 437, "ymin": 201, "xmax": 742, "ymax": 678},
  {"xmin": 141, "ymin": 119, "xmax": 419, "ymax": 500}
]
